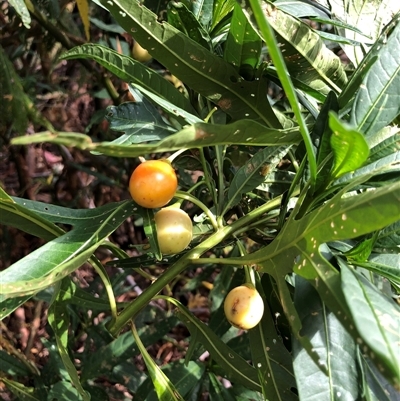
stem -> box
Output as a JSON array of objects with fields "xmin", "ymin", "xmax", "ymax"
[
  {"xmin": 236, "ymin": 240, "xmax": 254, "ymax": 286},
  {"xmin": 168, "ymin": 148, "xmax": 188, "ymax": 162},
  {"xmin": 174, "ymin": 191, "xmax": 219, "ymax": 231},
  {"xmin": 248, "ymin": 0, "xmax": 317, "ymax": 187}
]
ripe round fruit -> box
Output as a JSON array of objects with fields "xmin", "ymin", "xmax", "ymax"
[
  {"xmin": 129, "ymin": 160, "xmax": 178, "ymax": 209},
  {"xmin": 154, "ymin": 208, "xmax": 193, "ymax": 255},
  {"xmin": 224, "ymin": 284, "xmax": 264, "ymax": 330}
]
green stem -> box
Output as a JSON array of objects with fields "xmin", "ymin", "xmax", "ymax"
[
  {"xmin": 175, "ymin": 190, "xmax": 219, "ymax": 231},
  {"xmin": 248, "ymin": 0, "xmax": 317, "ymax": 187},
  {"xmin": 236, "ymin": 240, "xmax": 254, "ymax": 285}
]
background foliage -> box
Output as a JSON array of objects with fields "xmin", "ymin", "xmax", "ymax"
[{"xmin": 1, "ymin": 0, "xmax": 400, "ymax": 400}]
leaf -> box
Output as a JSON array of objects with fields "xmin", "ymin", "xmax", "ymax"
[
  {"xmin": 167, "ymin": 1, "xmax": 210, "ymax": 49},
  {"xmin": 340, "ymin": 261, "xmax": 400, "ymax": 387},
  {"xmin": 350, "ymin": 15, "xmax": 400, "ymax": 136},
  {"xmin": 47, "ymin": 381, "xmax": 82, "ymax": 401},
  {"xmin": 135, "ymin": 361, "xmax": 205, "ymax": 401},
  {"xmin": 245, "ymin": 0, "xmax": 348, "ymax": 94},
  {"xmin": 292, "ymin": 277, "xmax": 359, "ymax": 401},
  {"xmin": 0, "ymin": 189, "xmax": 64, "ymax": 241},
  {"xmin": 375, "ymin": 220, "xmax": 400, "ymax": 253},
  {"xmin": 173, "ymin": 299, "xmax": 262, "ymax": 392},
  {"xmin": 81, "ymin": 311, "xmax": 178, "ymax": 381},
  {"xmin": 224, "ymin": 145, "xmax": 291, "ymax": 213},
  {"xmin": 60, "ymin": 44, "xmax": 197, "ymax": 116},
  {"xmin": 328, "ymin": 0, "xmax": 398, "ymax": 67},
  {"xmin": 248, "ymin": 298, "xmax": 297, "ymax": 401},
  {"xmin": 99, "ymin": 0, "xmax": 282, "ymax": 127},
  {"xmin": 11, "ymin": 120, "xmax": 301, "ymax": 157},
  {"xmin": 130, "ymin": 83, "xmax": 202, "ymax": 125},
  {"xmin": 0, "ymin": 200, "xmax": 136, "ymax": 298},
  {"xmin": 48, "ymin": 279, "xmax": 90, "ymax": 401},
  {"xmin": 0, "ymin": 45, "xmax": 30, "ymax": 134},
  {"xmin": 329, "ymin": 112, "xmax": 370, "ymax": 179},
  {"xmin": 0, "ymin": 295, "xmax": 32, "ymax": 320},
  {"xmin": 2, "ymin": 378, "xmax": 40, "ymax": 401},
  {"xmin": 8, "ymin": 0, "xmax": 31, "ymax": 28},
  {"xmin": 224, "ymin": 3, "xmax": 262, "ymax": 79},
  {"xmin": 130, "ymin": 323, "xmax": 185, "ymax": 401},
  {"xmin": 105, "ymin": 100, "xmax": 175, "ymax": 144}
]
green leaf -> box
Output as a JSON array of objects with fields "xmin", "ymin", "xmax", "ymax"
[
  {"xmin": 47, "ymin": 381, "xmax": 82, "ymax": 401},
  {"xmin": 105, "ymin": 100, "xmax": 175, "ymax": 144},
  {"xmin": 375, "ymin": 221, "xmax": 400, "ymax": 253},
  {"xmin": 0, "ymin": 45, "xmax": 30, "ymax": 135},
  {"xmin": 0, "ymin": 188, "xmax": 64, "ymax": 241},
  {"xmin": 135, "ymin": 360, "xmax": 206, "ymax": 401},
  {"xmin": 2, "ymin": 378, "xmax": 40, "ymax": 401},
  {"xmin": 130, "ymin": 323, "xmax": 184, "ymax": 401},
  {"xmin": 48, "ymin": 279, "xmax": 90, "ymax": 401},
  {"xmin": 81, "ymin": 311, "xmax": 178, "ymax": 382},
  {"xmin": 224, "ymin": 3, "xmax": 261, "ymax": 79},
  {"xmin": 224, "ymin": 145, "xmax": 291, "ymax": 213},
  {"xmin": 340, "ymin": 261, "xmax": 400, "ymax": 387},
  {"xmin": 99, "ymin": 0, "xmax": 282, "ymax": 127},
  {"xmin": 11, "ymin": 120, "xmax": 301, "ymax": 157},
  {"xmin": 292, "ymin": 277, "xmax": 359, "ymax": 401},
  {"xmin": 0, "ymin": 295, "xmax": 33, "ymax": 320},
  {"xmin": 173, "ymin": 299, "xmax": 262, "ymax": 392},
  {"xmin": 0, "ymin": 200, "xmax": 136, "ymax": 298},
  {"xmin": 8, "ymin": 0, "xmax": 31, "ymax": 28},
  {"xmin": 167, "ymin": 1, "xmax": 210, "ymax": 49},
  {"xmin": 246, "ymin": 0, "xmax": 348, "ymax": 94},
  {"xmin": 248, "ymin": 299, "xmax": 297, "ymax": 401},
  {"xmin": 0, "ymin": 350, "xmax": 36, "ymax": 376},
  {"xmin": 329, "ymin": 0, "xmax": 398, "ymax": 67},
  {"xmin": 329, "ymin": 112, "xmax": 370, "ymax": 179},
  {"xmin": 130, "ymin": 83, "xmax": 202, "ymax": 125},
  {"xmin": 350, "ymin": 15, "xmax": 400, "ymax": 136},
  {"xmin": 60, "ymin": 44, "xmax": 197, "ymax": 116}
]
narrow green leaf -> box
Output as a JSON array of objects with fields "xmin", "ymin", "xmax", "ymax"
[
  {"xmin": 2, "ymin": 378, "xmax": 40, "ymax": 401},
  {"xmin": 248, "ymin": 301, "xmax": 297, "ymax": 401},
  {"xmin": 244, "ymin": 0, "xmax": 317, "ymax": 185},
  {"xmin": 351, "ymin": 15, "xmax": 400, "ymax": 136},
  {"xmin": 245, "ymin": 0, "xmax": 348, "ymax": 94},
  {"xmin": 60, "ymin": 44, "xmax": 197, "ymax": 115},
  {"xmin": 135, "ymin": 360, "xmax": 205, "ymax": 401},
  {"xmin": 105, "ymin": 100, "xmax": 175, "ymax": 144},
  {"xmin": 329, "ymin": 0, "xmax": 398, "ymax": 67},
  {"xmin": 292, "ymin": 277, "xmax": 359, "ymax": 401},
  {"xmin": 11, "ymin": 120, "xmax": 301, "ymax": 158},
  {"xmin": 0, "ymin": 200, "xmax": 136, "ymax": 298},
  {"xmin": 48, "ymin": 279, "xmax": 91, "ymax": 401},
  {"xmin": 99, "ymin": 0, "xmax": 282, "ymax": 127},
  {"xmin": 8, "ymin": 0, "xmax": 31, "ymax": 28},
  {"xmin": 340, "ymin": 261, "xmax": 400, "ymax": 387},
  {"xmin": 167, "ymin": 1, "xmax": 210, "ymax": 49},
  {"xmin": 224, "ymin": 3, "xmax": 261, "ymax": 79},
  {"xmin": 0, "ymin": 295, "xmax": 32, "ymax": 320},
  {"xmin": 224, "ymin": 145, "xmax": 291, "ymax": 214},
  {"xmin": 329, "ymin": 112, "xmax": 370, "ymax": 179},
  {"xmin": 172, "ymin": 298, "xmax": 262, "ymax": 392},
  {"xmin": 130, "ymin": 323, "xmax": 184, "ymax": 401}
]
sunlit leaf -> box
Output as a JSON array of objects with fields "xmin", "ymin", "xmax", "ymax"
[{"xmin": 329, "ymin": 112, "xmax": 370, "ymax": 179}]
